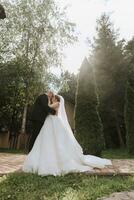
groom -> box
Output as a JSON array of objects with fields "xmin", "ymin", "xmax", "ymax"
[{"xmin": 28, "ymin": 91, "xmax": 56, "ymax": 152}]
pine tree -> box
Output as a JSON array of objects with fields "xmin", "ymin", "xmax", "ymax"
[
  {"xmin": 91, "ymin": 14, "xmax": 126, "ymax": 148},
  {"xmin": 75, "ymin": 58, "xmax": 104, "ymax": 156}
]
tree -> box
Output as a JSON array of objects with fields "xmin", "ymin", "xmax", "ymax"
[
  {"xmin": 125, "ymin": 38, "xmax": 134, "ymax": 154},
  {"xmin": 75, "ymin": 58, "xmax": 104, "ymax": 156},
  {"xmin": 0, "ymin": 0, "xmax": 76, "ymax": 135},
  {"xmin": 90, "ymin": 14, "xmax": 126, "ymax": 148}
]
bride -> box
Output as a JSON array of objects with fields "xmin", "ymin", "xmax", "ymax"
[{"xmin": 22, "ymin": 95, "xmax": 112, "ymax": 176}]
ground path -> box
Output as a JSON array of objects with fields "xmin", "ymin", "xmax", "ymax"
[
  {"xmin": 97, "ymin": 191, "xmax": 134, "ymax": 200},
  {"xmin": 0, "ymin": 153, "xmax": 134, "ymax": 175}
]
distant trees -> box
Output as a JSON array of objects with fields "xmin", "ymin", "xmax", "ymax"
[
  {"xmin": 75, "ymin": 58, "xmax": 104, "ymax": 155},
  {"xmin": 60, "ymin": 71, "xmax": 77, "ymax": 104}
]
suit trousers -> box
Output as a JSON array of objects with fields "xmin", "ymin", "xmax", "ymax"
[{"xmin": 28, "ymin": 121, "xmax": 44, "ymax": 152}]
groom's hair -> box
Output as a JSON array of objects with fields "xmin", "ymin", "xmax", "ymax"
[{"xmin": 55, "ymin": 95, "xmax": 60, "ymax": 102}]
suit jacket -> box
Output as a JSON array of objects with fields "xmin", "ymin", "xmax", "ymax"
[{"xmin": 30, "ymin": 94, "xmax": 55, "ymax": 123}]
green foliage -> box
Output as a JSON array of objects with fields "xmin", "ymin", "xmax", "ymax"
[
  {"xmin": 125, "ymin": 83, "xmax": 134, "ymax": 154},
  {"xmin": 90, "ymin": 14, "xmax": 127, "ymax": 148},
  {"xmin": 0, "ymin": 173, "xmax": 134, "ymax": 200},
  {"xmin": 60, "ymin": 71, "xmax": 77, "ymax": 104},
  {"xmin": 124, "ymin": 38, "xmax": 134, "ymax": 155},
  {"xmin": 0, "ymin": 59, "xmax": 45, "ymax": 134},
  {"xmin": 75, "ymin": 58, "xmax": 104, "ymax": 156},
  {"xmin": 0, "ymin": 0, "xmax": 76, "ymax": 65}
]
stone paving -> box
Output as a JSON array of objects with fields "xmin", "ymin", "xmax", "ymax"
[
  {"xmin": 0, "ymin": 153, "xmax": 26, "ymax": 175},
  {"xmin": 97, "ymin": 191, "xmax": 134, "ymax": 200},
  {"xmin": 90, "ymin": 159, "xmax": 134, "ymax": 175},
  {"xmin": 0, "ymin": 153, "xmax": 134, "ymax": 175}
]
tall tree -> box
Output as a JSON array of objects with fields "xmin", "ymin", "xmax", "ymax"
[
  {"xmin": 75, "ymin": 58, "xmax": 104, "ymax": 156},
  {"xmin": 125, "ymin": 38, "xmax": 134, "ymax": 154},
  {"xmin": 0, "ymin": 0, "xmax": 76, "ymax": 135},
  {"xmin": 90, "ymin": 14, "xmax": 126, "ymax": 148}
]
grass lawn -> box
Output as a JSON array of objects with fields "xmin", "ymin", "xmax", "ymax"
[
  {"xmin": 0, "ymin": 148, "xmax": 24, "ymax": 154},
  {"xmin": 102, "ymin": 149, "xmax": 134, "ymax": 159},
  {"xmin": 0, "ymin": 173, "xmax": 134, "ymax": 200},
  {"xmin": 1, "ymin": 147, "xmax": 134, "ymax": 159}
]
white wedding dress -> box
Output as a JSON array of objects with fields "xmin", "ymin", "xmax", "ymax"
[{"xmin": 23, "ymin": 96, "xmax": 112, "ymax": 176}]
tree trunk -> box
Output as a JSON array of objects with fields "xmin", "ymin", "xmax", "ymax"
[
  {"xmin": 21, "ymin": 103, "xmax": 28, "ymax": 134},
  {"xmin": 114, "ymin": 110, "xmax": 125, "ymax": 148}
]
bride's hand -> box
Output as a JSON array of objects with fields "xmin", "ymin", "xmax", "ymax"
[{"xmin": 49, "ymin": 102, "xmax": 60, "ymax": 109}]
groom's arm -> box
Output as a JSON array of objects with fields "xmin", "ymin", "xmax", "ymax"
[{"xmin": 38, "ymin": 95, "xmax": 56, "ymax": 115}]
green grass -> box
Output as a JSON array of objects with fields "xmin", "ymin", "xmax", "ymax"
[
  {"xmin": 0, "ymin": 148, "xmax": 24, "ymax": 154},
  {"xmin": 102, "ymin": 149, "xmax": 134, "ymax": 159},
  {"xmin": 0, "ymin": 173, "xmax": 134, "ymax": 200},
  {"xmin": 1, "ymin": 148, "xmax": 134, "ymax": 158}
]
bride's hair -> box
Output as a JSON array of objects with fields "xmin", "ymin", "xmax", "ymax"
[{"xmin": 55, "ymin": 95, "xmax": 60, "ymax": 102}]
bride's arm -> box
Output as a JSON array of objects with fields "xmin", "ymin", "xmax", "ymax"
[{"xmin": 49, "ymin": 102, "xmax": 60, "ymax": 109}]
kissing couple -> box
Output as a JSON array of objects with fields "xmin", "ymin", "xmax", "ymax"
[{"xmin": 23, "ymin": 91, "xmax": 112, "ymax": 176}]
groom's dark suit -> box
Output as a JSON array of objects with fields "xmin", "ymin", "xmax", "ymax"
[{"xmin": 28, "ymin": 94, "xmax": 55, "ymax": 152}]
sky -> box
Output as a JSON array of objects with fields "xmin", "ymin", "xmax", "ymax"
[{"xmin": 57, "ymin": 0, "xmax": 134, "ymax": 74}]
